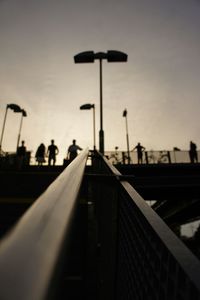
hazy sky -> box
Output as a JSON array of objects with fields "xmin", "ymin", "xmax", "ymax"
[{"xmin": 0, "ymin": 0, "xmax": 200, "ymax": 163}]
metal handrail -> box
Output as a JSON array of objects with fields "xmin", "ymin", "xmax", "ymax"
[
  {"xmin": 0, "ymin": 148, "xmax": 89, "ymax": 300},
  {"xmin": 94, "ymin": 152, "xmax": 200, "ymax": 299}
]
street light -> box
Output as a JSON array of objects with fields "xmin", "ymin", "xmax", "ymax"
[
  {"xmin": 16, "ymin": 109, "xmax": 27, "ymax": 151},
  {"xmin": 74, "ymin": 50, "xmax": 128, "ymax": 154},
  {"xmin": 123, "ymin": 109, "xmax": 130, "ymax": 164},
  {"xmin": 0, "ymin": 103, "xmax": 22, "ymax": 154},
  {"xmin": 80, "ymin": 103, "xmax": 96, "ymax": 150}
]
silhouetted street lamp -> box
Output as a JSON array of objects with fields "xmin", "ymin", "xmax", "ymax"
[
  {"xmin": 74, "ymin": 50, "xmax": 128, "ymax": 154},
  {"xmin": 16, "ymin": 109, "xmax": 27, "ymax": 151},
  {"xmin": 80, "ymin": 103, "xmax": 96, "ymax": 150},
  {"xmin": 0, "ymin": 104, "xmax": 22, "ymax": 154},
  {"xmin": 123, "ymin": 109, "xmax": 130, "ymax": 164}
]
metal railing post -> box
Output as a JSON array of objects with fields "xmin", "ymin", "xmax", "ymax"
[{"xmin": 91, "ymin": 153, "xmax": 118, "ymax": 300}]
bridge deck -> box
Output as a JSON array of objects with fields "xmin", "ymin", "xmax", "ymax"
[{"xmin": 0, "ymin": 157, "xmax": 200, "ymax": 299}]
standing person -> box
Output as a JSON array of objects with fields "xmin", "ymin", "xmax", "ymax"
[
  {"xmin": 35, "ymin": 143, "xmax": 46, "ymax": 166},
  {"xmin": 17, "ymin": 140, "xmax": 26, "ymax": 169},
  {"xmin": 133, "ymin": 142, "xmax": 145, "ymax": 164},
  {"xmin": 67, "ymin": 139, "xmax": 82, "ymax": 162},
  {"xmin": 189, "ymin": 141, "xmax": 198, "ymax": 163},
  {"xmin": 47, "ymin": 139, "xmax": 59, "ymax": 166}
]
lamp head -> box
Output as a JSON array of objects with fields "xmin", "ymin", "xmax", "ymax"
[
  {"xmin": 123, "ymin": 109, "xmax": 127, "ymax": 117},
  {"xmin": 22, "ymin": 109, "xmax": 27, "ymax": 117},
  {"xmin": 107, "ymin": 50, "xmax": 128, "ymax": 62},
  {"xmin": 7, "ymin": 104, "xmax": 22, "ymax": 112},
  {"xmin": 74, "ymin": 51, "xmax": 95, "ymax": 63},
  {"xmin": 80, "ymin": 103, "xmax": 94, "ymax": 110}
]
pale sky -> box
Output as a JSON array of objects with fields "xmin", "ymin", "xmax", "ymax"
[{"xmin": 0, "ymin": 0, "xmax": 200, "ymax": 163}]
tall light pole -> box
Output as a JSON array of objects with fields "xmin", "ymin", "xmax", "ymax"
[
  {"xmin": 0, "ymin": 104, "xmax": 22, "ymax": 154},
  {"xmin": 74, "ymin": 50, "xmax": 128, "ymax": 154},
  {"xmin": 123, "ymin": 109, "xmax": 130, "ymax": 164},
  {"xmin": 16, "ymin": 109, "xmax": 27, "ymax": 151},
  {"xmin": 80, "ymin": 103, "xmax": 96, "ymax": 150}
]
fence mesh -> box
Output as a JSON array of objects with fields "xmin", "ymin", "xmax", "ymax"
[{"xmin": 116, "ymin": 190, "xmax": 200, "ymax": 300}]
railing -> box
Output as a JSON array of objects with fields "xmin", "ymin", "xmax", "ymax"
[
  {"xmin": 106, "ymin": 150, "xmax": 200, "ymax": 164},
  {"xmin": 91, "ymin": 152, "xmax": 200, "ymax": 300},
  {"xmin": 1, "ymin": 149, "xmax": 198, "ymax": 169},
  {"xmin": 0, "ymin": 148, "xmax": 89, "ymax": 300}
]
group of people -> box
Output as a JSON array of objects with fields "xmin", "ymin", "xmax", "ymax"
[
  {"xmin": 17, "ymin": 139, "xmax": 82, "ymax": 167},
  {"xmin": 132, "ymin": 141, "xmax": 199, "ymax": 164},
  {"xmin": 17, "ymin": 139, "xmax": 199, "ymax": 166},
  {"xmin": 35, "ymin": 139, "xmax": 82, "ymax": 166}
]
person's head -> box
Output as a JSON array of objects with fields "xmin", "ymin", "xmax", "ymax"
[
  {"xmin": 22, "ymin": 140, "xmax": 25, "ymax": 145},
  {"xmin": 51, "ymin": 139, "xmax": 54, "ymax": 144},
  {"xmin": 73, "ymin": 139, "xmax": 76, "ymax": 145}
]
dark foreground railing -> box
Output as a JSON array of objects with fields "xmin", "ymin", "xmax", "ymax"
[
  {"xmin": 0, "ymin": 148, "xmax": 200, "ymax": 300},
  {"xmin": 0, "ymin": 148, "xmax": 88, "ymax": 300},
  {"xmin": 91, "ymin": 152, "xmax": 200, "ymax": 300}
]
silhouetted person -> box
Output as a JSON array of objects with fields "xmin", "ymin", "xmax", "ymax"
[
  {"xmin": 17, "ymin": 140, "xmax": 26, "ymax": 168},
  {"xmin": 35, "ymin": 143, "xmax": 46, "ymax": 166},
  {"xmin": 189, "ymin": 141, "xmax": 198, "ymax": 163},
  {"xmin": 133, "ymin": 142, "xmax": 145, "ymax": 164},
  {"xmin": 47, "ymin": 140, "xmax": 59, "ymax": 166},
  {"xmin": 67, "ymin": 139, "xmax": 82, "ymax": 162}
]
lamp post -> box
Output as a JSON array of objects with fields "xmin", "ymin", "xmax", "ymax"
[
  {"xmin": 123, "ymin": 109, "xmax": 130, "ymax": 164},
  {"xmin": 0, "ymin": 104, "xmax": 22, "ymax": 154},
  {"xmin": 80, "ymin": 103, "xmax": 96, "ymax": 150},
  {"xmin": 74, "ymin": 50, "xmax": 128, "ymax": 154},
  {"xmin": 16, "ymin": 109, "xmax": 27, "ymax": 151}
]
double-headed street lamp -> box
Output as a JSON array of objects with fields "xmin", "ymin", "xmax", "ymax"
[
  {"xmin": 80, "ymin": 103, "xmax": 96, "ymax": 150},
  {"xmin": 74, "ymin": 50, "xmax": 128, "ymax": 154},
  {"xmin": 0, "ymin": 104, "xmax": 27, "ymax": 154},
  {"xmin": 123, "ymin": 109, "xmax": 130, "ymax": 164},
  {"xmin": 0, "ymin": 104, "xmax": 22, "ymax": 154}
]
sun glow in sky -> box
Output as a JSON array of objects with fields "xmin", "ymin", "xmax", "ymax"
[{"xmin": 0, "ymin": 0, "xmax": 200, "ymax": 164}]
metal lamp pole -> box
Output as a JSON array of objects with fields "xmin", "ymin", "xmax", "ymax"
[
  {"xmin": 80, "ymin": 103, "xmax": 96, "ymax": 150},
  {"xmin": 92, "ymin": 104, "xmax": 96, "ymax": 150},
  {"xmin": 0, "ymin": 104, "xmax": 22, "ymax": 154},
  {"xmin": 123, "ymin": 109, "xmax": 130, "ymax": 164},
  {"xmin": 0, "ymin": 105, "xmax": 9, "ymax": 154},
  {"xmin": 99, "ymin": 57, "xmax": 104, "ymax": 154},
  {"xmin": 16, "ymin": 109, "xmax": 27, "ymax": 151}
]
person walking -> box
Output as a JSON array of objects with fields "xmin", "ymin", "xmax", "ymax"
[
  {"xmin": 189, "ymin": 141, "xmax": 198, "ymax": 163},
  {"xmin": 17, "ymin": 140, "xmax": 27, "ymax": 169},
  {"xmin": 35, "ymin": 143, "xmax": 46, "ymax": 166},
  {"xmin": 47, "ymin": 140, "xmax": 59, "ymax": 166},
  {"xmin": 67, "ymin": 139, "xmax": 82, "ymax": 162}
]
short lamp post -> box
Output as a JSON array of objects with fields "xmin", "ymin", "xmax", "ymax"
[
  {"xmin": 0, "ymin": 103, "xmax": 22, "ymax": 154},
  {"xmin": 123, "ymin": 108, "xmax": 130, "ymax": 164},
  {"xmin": 74, "ymin": 50, "xmax": 128, "ymax": 154},
  {"xmin": 80, "ymin": 103, "xmax": 96, "ymax": 150},
  {"xmin": 16, "ymin": 109, "xmax": 27, "ymax": 151}
]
